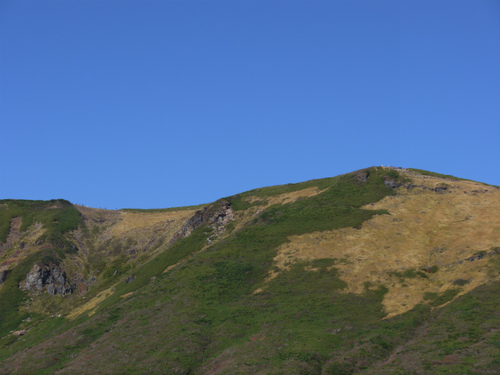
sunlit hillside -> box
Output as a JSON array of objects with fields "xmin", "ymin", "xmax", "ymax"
[{"xmin": 0, "ymin": 167, "xmax": 499, "ymax": 374}]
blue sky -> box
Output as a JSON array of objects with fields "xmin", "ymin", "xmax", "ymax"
[{"xmin": 1, "ymin": 0, "xmax": 499, "ymax": 209}]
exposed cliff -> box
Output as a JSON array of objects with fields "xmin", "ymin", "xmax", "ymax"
[
  {"xmin": 169, "ymin": 200, "xmax": 234, "ymax": 244},
  {"xmin": 23, "ymin": 263, "xmax": 73, "ymax": 296}
]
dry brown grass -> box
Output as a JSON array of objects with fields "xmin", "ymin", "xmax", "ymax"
[
  {"xmin": 66, "ymin": 286, "xmax": 115, "ymax": 319},
  {"xmin": 121, "ymin": 291, "xmax": 134, "ymax": 299},
  {"xmin": 67, "ymin": 207, "xmax": 198, "ymax": 318},
  {"xmin": 0, "ymin": 222, "xmax": 46, "ymax": 272},
  {"xmin": 105, "ymin": 209, "xmax": 197, "ymax": 258},
  {"xmin": 76, "ymin": 205, "xmax": 196, "ymax": 241},
  {"xmin": 159, "ymin": 188, "xmax": 326, "ymax": 275},
  {"xmin": 75, "ymin": 206, "xmax": 198, "ymax": 262},
  {"xmin": 247, "ymin": 187, "xmax": 327, "ymax": 206},
  {"xmin": 268, "ymin": 171, "xmax": 500, "ymax": 317},
  {"xmin": 107, "ymin": 210, "xmax": 196, "ymax": 238}
]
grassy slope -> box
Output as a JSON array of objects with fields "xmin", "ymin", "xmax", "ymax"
[
  {"xmin": 0, "ymin": 199, "xmax": 81, "ymax": 246},
  {"xmin": 0, "ymin": 200, "xmax": 82, "ymax": 336},
  {"xmin": 270, "ymin": 168, "xmax": 500, "ymax": 318},
  {"xmin": 0, "ymin": 168, "xmax": 498, "ymax": 374}
]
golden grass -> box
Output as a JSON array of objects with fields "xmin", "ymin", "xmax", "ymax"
[
  {"xmin": 107, "ymin": 210, "xmax": 196, "ymax": 238},
  {"xmin": 66, "ymin": 286, "xmax": 115, "ymax": 320},
  {"xmin": 74, "ymin": 206, "xmax": 199, "ymax": 268},
  {"xmin": 264, "ymin": 187, "xmax": 327, "ymax": 206},
  {"xmin": 160, "ymin": 188, "xmax": 327, "ymax": 275},
  {"xmin": 269, "ymin": 171, "xmax": 500, "ymax": 317},
  {"xmin": 76, "ymin": 205, "xmax": 196, "ymax": 247},
  {"xmin": 61, "ymin": 208, "xmax": 200, "ymax": 320},
  {"xmin": 0, "ymin": 222, "xmax": 46, "ymax": 272}
]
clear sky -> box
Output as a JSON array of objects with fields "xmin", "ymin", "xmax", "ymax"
[{"xmin": 1, "ymin": 0, "xmax": 499, "ymax": 209}]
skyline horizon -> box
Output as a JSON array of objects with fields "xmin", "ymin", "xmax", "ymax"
[
  {"xmin": 1, "ymin": 164, "xmax": 493, "ymax": 210},
  {"xmin": 1, "ymin": 1, "xmax": 499, "ymax": 209}
]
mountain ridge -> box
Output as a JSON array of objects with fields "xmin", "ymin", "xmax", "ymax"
[{"xmin": 0, "ymin": 166, "xmax": 499, "ymax": 374}]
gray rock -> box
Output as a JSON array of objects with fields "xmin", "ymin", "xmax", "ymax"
[
  {"xmin": 170, "ymin": 200, "xmax": 234, "ymax": 244},
  {"xmin": 124, "ymin": 275, "xmax": 136, "ymax": 283},
  {"xmin": 384, "ymin": 180, "xmax": 397, "ymax": 189},
  {"xmin": 56, "ymin": 285, "xmax": 66, "ymax": 295},
  {"xmin": 24, "ymin": 263, "xmax": 73, "ymax": 295},
  {"xmin": 47, "ymin": 283, "xmax": 56, "ymax": 295}
]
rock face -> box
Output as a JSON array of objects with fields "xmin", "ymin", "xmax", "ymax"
[
  {"xmin": 170, "ymin": 200, "xmax": 234, "ymax": 244},
  {"xmin": 384, "ymin": 179, "xmax": 398, "ymax": 188},
  {"xmin": 24, "ymin": 263, "xmax": 73, "ymax": 296}
]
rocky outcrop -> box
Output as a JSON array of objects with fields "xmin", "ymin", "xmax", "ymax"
[
  {"xmin": 434, "ymin": 185, "xmax": 448, "ymax": 192},
  {"xmin": 384, "ymin": 180, "xmax": 446, "ymax": 192},
  {"xmin": 356, "ymin": 171, "xmax": 369, "ymax": 182},
  {"xmin": 170, "ymin": 200, "xmax": 234, "ymax": 244},
  {"xmin": 23, "ymin": 263, "xmax": 73, "ymax": 296},
  {"xmin": 384, "ymin": 179, "xmax": 404, "ymax": 189},
  {"xmin": 124, "ymin": 275, "xmax": 135, "ymax": 283}
]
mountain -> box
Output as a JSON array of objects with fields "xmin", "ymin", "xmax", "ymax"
[{"xmin": 0, "ymin": 167, "xmax": 499, "ymax": 374}]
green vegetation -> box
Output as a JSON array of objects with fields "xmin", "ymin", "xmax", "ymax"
[
  {"xmin": 386, "ymin": 169, "xmax": 400, "ymax": 179},
  {"xmin": 389, "ymin": 268, "xmax": 429, "ymax": 282},
  {"xmin": 0, "ymin": 167, "xmax": 499, "ymax": 374},
  {"xmin": 17, "ymin": 167, "xmax": 405, "ymax": 373},
  {"xmin": 0, "ymin": 200, "xmax": 81, "ymax": 337},
  {"xmin": 0, "ymin": 199, "xmax": 81, "ymax": 250},
  {"xmin": 226, "ymin": 168, "xmax": 362, "ymax": 211},
  {"xmin": 430, "ymin": 265, "xmax": 439, "ymax": 273},
  {"xmin": 424, "ymin": 288, "xmax": 461, "ymax": 307},
  {"xmin": 0, "ymin": 248, "xmax": 60, "ymax": 336},
  {"xmin": 452, "ymin": 278, "xmax": 471, "ymax": 286},
  {"xmin": 416, "ymin": 281, "xmax": 500, "ymax": 373},
  {"xmin": 92, "ymin": 222, "xmax": 213, "ymax": 313}
]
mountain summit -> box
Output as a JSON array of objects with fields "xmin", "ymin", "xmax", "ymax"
[{"xmin": 0, "ymin": 167, "xmax": 499, "ymax": 374}]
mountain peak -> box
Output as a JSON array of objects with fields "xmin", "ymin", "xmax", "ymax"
[{"xmin": 1, "ymin": 167, "xmax": 499, "ymax": 374}]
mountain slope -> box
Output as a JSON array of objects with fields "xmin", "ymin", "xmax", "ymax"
[{"xmin": 0, "ymin": 167, "xmax": 499, "ymax": 374}]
